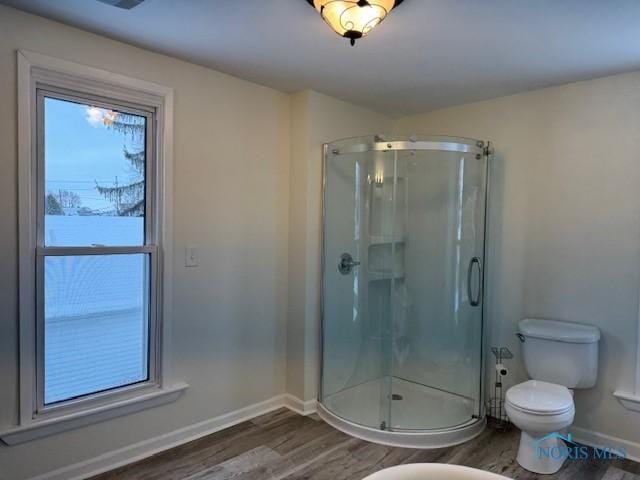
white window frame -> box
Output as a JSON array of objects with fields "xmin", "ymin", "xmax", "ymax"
[
  {"xmin": 35, "ymin": 87, "xmax": 159, "ymax": 415},
  {"xmin": 1, "ymin": 51, "xmax": 186, "ymax": 445},
  {"xmin": 613, "ymin": 305, "xmax": 640, "ymax": 413}
]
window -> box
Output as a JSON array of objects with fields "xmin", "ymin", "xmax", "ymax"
[
  {"xmin": 2, "ymin": 51, "xmax": 184, "ymax": 445},
  {"xmin": 35, "ymin": 92, "xmax": 158, "ymax": 412},
  {"xmin": 38, "ymin": 92, "xmax": 157, "ymax": 410}
]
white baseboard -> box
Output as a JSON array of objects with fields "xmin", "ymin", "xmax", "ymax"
[
  {"xmin": 282, "ymin": 394, "xmax": 317, "ymax": 416},
  {"xmin": 572, "ymin": 425, "xmax": 640, "ymax": 463},
  {"xmin": 32, "ymin": 393, "xmax": 313, "ymax": 480}
]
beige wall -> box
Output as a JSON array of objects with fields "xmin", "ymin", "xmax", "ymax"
[
  {"xmin": 0, "ymin": 6, "xmax": 290, "ymax": 479},
  {"xmin": 394, "ymin": 72, "xmax": 640, "ymax": 448},
  {"xmin": 286, "ymin": 91, "xmax": 391, "ymax": 401}
]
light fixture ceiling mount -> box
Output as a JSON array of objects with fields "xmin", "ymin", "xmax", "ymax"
[{"xmin": 307, "ymin": 0, "xmax": 404, "ymax": 46}]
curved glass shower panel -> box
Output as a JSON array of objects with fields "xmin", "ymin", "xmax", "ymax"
[
  {"xmin": 321, "ymin": 136, "xmax": 488, "ymax": 442},
  {"xmin": 322, "ymin": 142, "xmax": 395, "ymax": 430}
]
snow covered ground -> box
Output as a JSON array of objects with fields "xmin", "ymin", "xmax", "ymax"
[
  {"xmin": 44, "ymin": 214, "xmax": 144, "ymax": 246},
  {"xmin": 43, "ymin": 215, "xmax": 149, "ymax": 404}
]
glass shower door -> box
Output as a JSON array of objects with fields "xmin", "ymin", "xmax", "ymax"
[{"xmin": 390, "ymin": 149, "xmax": 486, "ymax": 430}]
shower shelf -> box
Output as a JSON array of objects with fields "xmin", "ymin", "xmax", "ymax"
[
  {"xmin": 369, "ymin": 235, "xmax": 406, "ymax": 246},
  {"xmin": 368, "ymin": 270, "xmax": 405, "ymax": 281}
]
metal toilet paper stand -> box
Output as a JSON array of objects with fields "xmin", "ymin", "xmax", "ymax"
[{"xmin": 487, "ymin": 346, "xmax": 513, "ymax": 431}]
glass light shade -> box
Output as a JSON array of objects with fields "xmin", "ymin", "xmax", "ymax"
[{"xmin": 310, "ymin": 0, "xmax": 401, "ymax": 45}]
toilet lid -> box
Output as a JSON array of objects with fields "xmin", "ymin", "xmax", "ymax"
[{"xmin": 505, "ymin": 380, "xmax": 573, "ymax": 415}]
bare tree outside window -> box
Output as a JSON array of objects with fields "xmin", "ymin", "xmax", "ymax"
[{"xmin": 55, "ymin": 189, "xmax": 81, "ymax": 208}]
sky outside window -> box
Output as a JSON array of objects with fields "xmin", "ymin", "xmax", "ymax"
[
  {"xmin": 44, "ymin": 97, "xmax": 144, "ymax": 212},
  {"xmin": 43, "ymin": 96, "xmax": 146, "ymax": 246}
]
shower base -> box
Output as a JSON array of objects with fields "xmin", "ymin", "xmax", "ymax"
[{"xmin": 318, "ymin": 377, "xmax": 485, "ymax": 448}]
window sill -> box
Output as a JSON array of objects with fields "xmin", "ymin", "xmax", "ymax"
[
  {"xmin": 613, "ymin": 390, "xmax": 640, "ymax": 413},
  {"xmin": 0, "ymin": 382, "xmax": 188, "ymax": 445}
]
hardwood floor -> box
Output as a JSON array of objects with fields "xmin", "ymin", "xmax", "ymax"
[{"xmin": 90, "ymin": 408, "xmax": 640, "ymax": 480}]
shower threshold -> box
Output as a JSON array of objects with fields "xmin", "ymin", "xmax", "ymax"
[{"xmin": 318, "ymin": 377, "xmax": 485, "ymax": 448}]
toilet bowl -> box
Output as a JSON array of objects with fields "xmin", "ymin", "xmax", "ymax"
[
  {"xmin": 505, "ymin": 318, "xmax": 600, "ymax": 475},
  {"xmin": 504, "ymin": 380, "xmax": 575, "ymax": 474}
]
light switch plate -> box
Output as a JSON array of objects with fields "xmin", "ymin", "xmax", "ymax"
[{"xmin": 185, "ymin": 246, "xmax": 198, "ymax": 267}]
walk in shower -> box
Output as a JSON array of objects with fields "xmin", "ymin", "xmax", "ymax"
[{"xmin": 318, "ymin": 135, "xmax": 490, "ymax": 448}]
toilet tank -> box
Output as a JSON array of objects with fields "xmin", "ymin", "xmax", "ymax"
[{"xmin": 518, "ymin": 318, "xmax": 600, "ymax": 388}]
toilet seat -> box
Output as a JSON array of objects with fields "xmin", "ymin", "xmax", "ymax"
[{"xmin": 505, "ymin": 380, "xmax": 573, "ymax": 415}]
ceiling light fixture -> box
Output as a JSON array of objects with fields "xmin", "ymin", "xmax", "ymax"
[{"xmin": 307, "ymin": 0, "xmax": 404, "ymax": 46}]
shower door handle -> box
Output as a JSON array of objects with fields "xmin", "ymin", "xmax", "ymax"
[
  {"xmin": 338, "ymin": 252, "xmax": 360, "ymax": 275},
  {"xmin": 467, "ymin": 257, "xmax": 482, "ymax": 307}
]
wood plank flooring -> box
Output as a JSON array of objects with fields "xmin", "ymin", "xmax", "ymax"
[
  {"xmin": 602, "ymin": 467, "xmax": 640, "ymax": 480},
  {"xmin": 90, "ymin": 408, "xmax": 640, "ymax": 480}
]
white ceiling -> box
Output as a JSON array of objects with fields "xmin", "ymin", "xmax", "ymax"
[{"xmin": 3, "ymin": 0, "xmax": 640, "ymax": 116}]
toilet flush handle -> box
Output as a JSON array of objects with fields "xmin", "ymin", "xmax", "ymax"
[{"xmin": 515, "ymin": 333, "xmax": 526, "ymax": 343}]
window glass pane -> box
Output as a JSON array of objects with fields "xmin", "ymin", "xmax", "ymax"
[
  {"xmin": 43, "ymin": 96, "xmax": 147, "ymax": 246},
  {"xmin": 44, "ymin": 254, "xmax": 150, "ymax": 404}
]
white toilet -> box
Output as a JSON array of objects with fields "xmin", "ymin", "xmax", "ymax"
[{"xmin": 505, "ymin": 318, "xmax": 600, "ymax": 475}]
